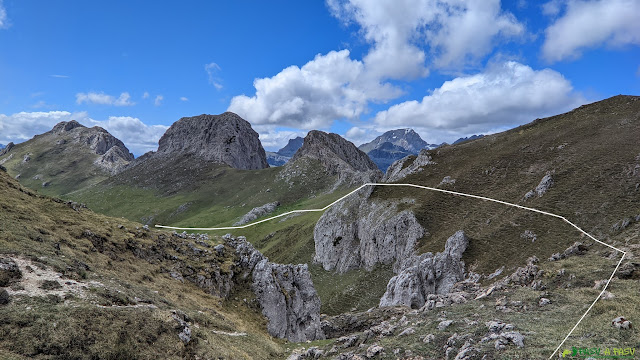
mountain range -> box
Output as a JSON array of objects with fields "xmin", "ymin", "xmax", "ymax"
[{"xmin": 1, "ymin": 95, "xmax": 639, "ymax": 359}]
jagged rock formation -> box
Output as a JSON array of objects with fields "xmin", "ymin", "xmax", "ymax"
[
  {"xmin": 234, "ymin": 201, "xmax": 280, "ymax": 226},
  {"xmin": 379, "ymin": 231, "xmax": 468, "ymax": 309},
  {"xmin": 383, "ymin": 149, "xmax": 437, "ymax": 183},
  {"xmin": 358, "ymin": 129, "xmax": 437, "ymax": 171},
  {"xmin": 313, "ymin": 187, "xmax": 424, "ymax": 273},
  {"xmin": 277, "ymin": 136, "xmax": 304, "ymax": 157},
  {"xmin": 288, "ymin": 131, "xmax": 382, "ymax": 187},
  {"xmin": 156, "ymin": 112, "xmax": 268, "ymax": 170},
  {"xmin": 227, "ymin": 236, "xmax": 325, "ymax": 342}
]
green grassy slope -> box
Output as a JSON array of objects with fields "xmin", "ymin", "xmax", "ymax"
[
  {"xmin": 0, "ymin": 132, "xmax": 112, "ymax": 197},
  {"xmin": 0, "ymin": 168, "xmax": 284, "ymax": 359},
  {"xmin": 371, "ymin": 95, "xmax": 640, "ymax": 275}
]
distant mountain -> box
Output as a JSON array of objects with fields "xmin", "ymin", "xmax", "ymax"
[
  {"xmin": 358, "ymin": 129, "xmax": 437, "ymax": 171},
  {"xmin": 277, "ymin": 136, "xmax": 304, "ymax": 157},
  {"xmin": 0, "ymin": 120, "xmax": 133, "ymax": 195},
  {"xmin": 0, "ymin": 143, "xmax": 4, "ymax": 149},
  {"xmin": 266, "ymin": 151, "xmax": 290, "ymax": 167},
  {"xmin": 453, "ymin": 134, "xmax": 484, "ymax": 144}
]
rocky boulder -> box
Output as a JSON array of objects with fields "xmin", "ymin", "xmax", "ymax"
[
  {"xmin": 226, "ymin": 235, "xmax": 325, "ymax": 342},
  {"xmin": 156, "ymin": 112, "xmax": 268, "ymax": 170},
  {"xmin": 379, "ymin": 231, "xmax": 469, "ymax": 308},
  {"xmin": 234, "ymin": 201, "xmax": 280, "ymax": 226},
  {"xmin": 383, "ymin": 149, "xmax": 436, "ymax": 183},
  {"xmin": 313, "ymin": 187, "xmax": 424, "ymax": 273}
]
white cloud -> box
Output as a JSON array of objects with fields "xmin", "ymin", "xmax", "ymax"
[
  {"xmin": 180, "ymin": 96, "xmax": 189, "ymax": 102},
  {"xmin": 541, "ymin": 0, "xmax": 563, "ymax": 16},
  {"xmin": 252, "ymin": 125, "xmax": 307, "ymax": 152},
  {"xmin": 50, "ymin": 74, "xmax": 70, "ymax": 79},
  {"xmin": 0, "ymin": 111, "xmax": 167, "ymax": 156},
  {"xmin": 87, "ymin": 116, "xmax": 168, "ymax": 155},
  {"xmin": 344, "ymin": 126, "xmax": 382, "ymax": 147},
  {"xmin": 328, "ymin": 0, "xmax": 524, "ymax": 73},
  {"xmin": 205, "ymin": 62, "xmax": 223, "ymax": 89},
  {"xmin": 76, "ymin": 91, "xmax": 135, "ymax": 106},
  {"xmin": 374, "ymin": 61, "xmax": 584, "ymax": 143},
  {"xmin": 542, "ymin": 0, "xmax": 640, "ymax": 62},
  {"xmin": 142, "ymin": 91, "xmax": 150, "ymax": 99},
  {"xmin": 228, "ymin": 49, "xmax": 401, "ymax": 129},
  {"xmin": 154, "ymin": 95, "xmax": 163, "ymax": 106},
  {"xmin": 0, "ymin": 0, "xmax": 9, "ymax": 29}
]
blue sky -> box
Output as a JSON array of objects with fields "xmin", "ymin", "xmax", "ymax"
[{"xmin": 0, "ymin": 0, "xmax": 638, "ymax": 155}]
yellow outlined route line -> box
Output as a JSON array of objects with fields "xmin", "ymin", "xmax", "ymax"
[{"xmin": 155, "ymin": 182, "xmax": 627, "ymax": 359}]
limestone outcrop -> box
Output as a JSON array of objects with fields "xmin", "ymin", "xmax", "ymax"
[{"xmin": 379, "ymin": 231, "xmax": 469, "ymax": 308}]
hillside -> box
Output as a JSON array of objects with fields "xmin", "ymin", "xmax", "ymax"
[
  {"xmin": 0, "ymin": 121, "xmax": 133, "ymax": 196},
  {"xmin": 0, "ymin": 167, "xmax": 288, "ymax": 359}
]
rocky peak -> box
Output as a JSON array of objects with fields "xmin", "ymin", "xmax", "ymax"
[
  {"xmin": 156, "ymin": 112, "xmax": 268, "ymax": 170},
  {"xmin": 291, "ymin": 130, "xmax": 379, "ymax": 173},
  {"xmin": 276, "ymin": 136, "xmax": 304, "ymax": 157},
  {"xmin": 359, "ymin": 128, "xmax": 432, "ymax": 154},
  {"xmin": 49, "ymin": 121, "xmax": 134, "ymax": 174},
  {"xmin": 51, "ymin": 120, "xmax": 85, "ymax": 134}
]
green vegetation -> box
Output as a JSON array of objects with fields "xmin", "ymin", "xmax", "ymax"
[
  {"xmin": 0, "ymin": 169, "xmax": 285, "ymax": 359},
  {"xmin": 0, "ymin": 133, "xmax": 111, "ymax": 197}
]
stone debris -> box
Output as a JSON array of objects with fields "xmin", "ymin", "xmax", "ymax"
[
  {"xmin": 524, "ymin": 173, "xmax": 554, "ymax": 200},
  {"xmin": 611, "ymin": 316, "xmax": 632, "ymax": 330},
  {"xmin": 234, "ymin": 201, "xmax": 280, "ymax": 225},
  {"xmin": 549, "ymin": 242, "xmax": 588, "ymax": 261}
]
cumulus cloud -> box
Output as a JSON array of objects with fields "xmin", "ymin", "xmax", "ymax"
[
  {"xmin": 87, "ymin": 116, "xmax": 168, "ymax": 155},
  {"xmin": 76, "ymin": 92, "xmax": 135, "ymax": 106},
  {"xmin": 0, "ymin": 0, "xmax": 9, "ymax": 29},
  {"xmin": 252, "ymin": 125, "xmax": 307, "ymax": 151},
  {"xmin": 0, "ymin": 111, "xmax": 167, "ymax": 156},
  {"xmin": 344, "ymin": 126, "xmax": 382, "ymax": 147},
  {"xmin": 374, "ymin": 61, "xmax": 584, "ymax": 143},
  {"xmin": 328, "ymin": 0, "xmax": 524, "ymax": 73},
  {"xmin": 154, "ymin": 95, "xmax": 163, "ymax": 106},
  {"xmin": 228, "ymin": 49, "xmax": 401, "ymax": 129},
  {"xmin": 142, "ymin": 91, "xmax": 150, "ymax": 99},
  {"xmin": 180, "ymin": 96, "xmax": 189, "ymax": 101},
  {"xmin": 542, "ymin": 0, "xmax": 640, "ymax": 62},
  {"xmin": 205, "ymin": 62, "xmax": 223, "ymax": 89},
  {"xmin": 230, "ymin": 1, "xmax": 525, "ymax": 131}
]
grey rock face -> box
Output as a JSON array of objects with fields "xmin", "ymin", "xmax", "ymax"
[
  {"xmin": 383, "ymin": 149, "xmax": 436, "ymax": 183},
  {"xmin": 289, "ymin": 131, "xmax": 382, "ymax": 186},
  {"xmin": 157, "ymin": 112, "xmax": 268, "ymax": 170},
  {"xmin": 226, "ymin": 235, "xmax": 325, "ymax": 342},
  {"xmin": 253, "ymin": 260, "xmax": 325, "ymax": 342},
  {"xmin": 313, "ymin": 187, "xmax": 424, "ymax": 273},
  {"xmin": 379, "ymin": 231, "xmax": 469, "ymax": 309},
  {"xmin": 234, "ymin": 201, "xmax": 280, "ymax": 226}
]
